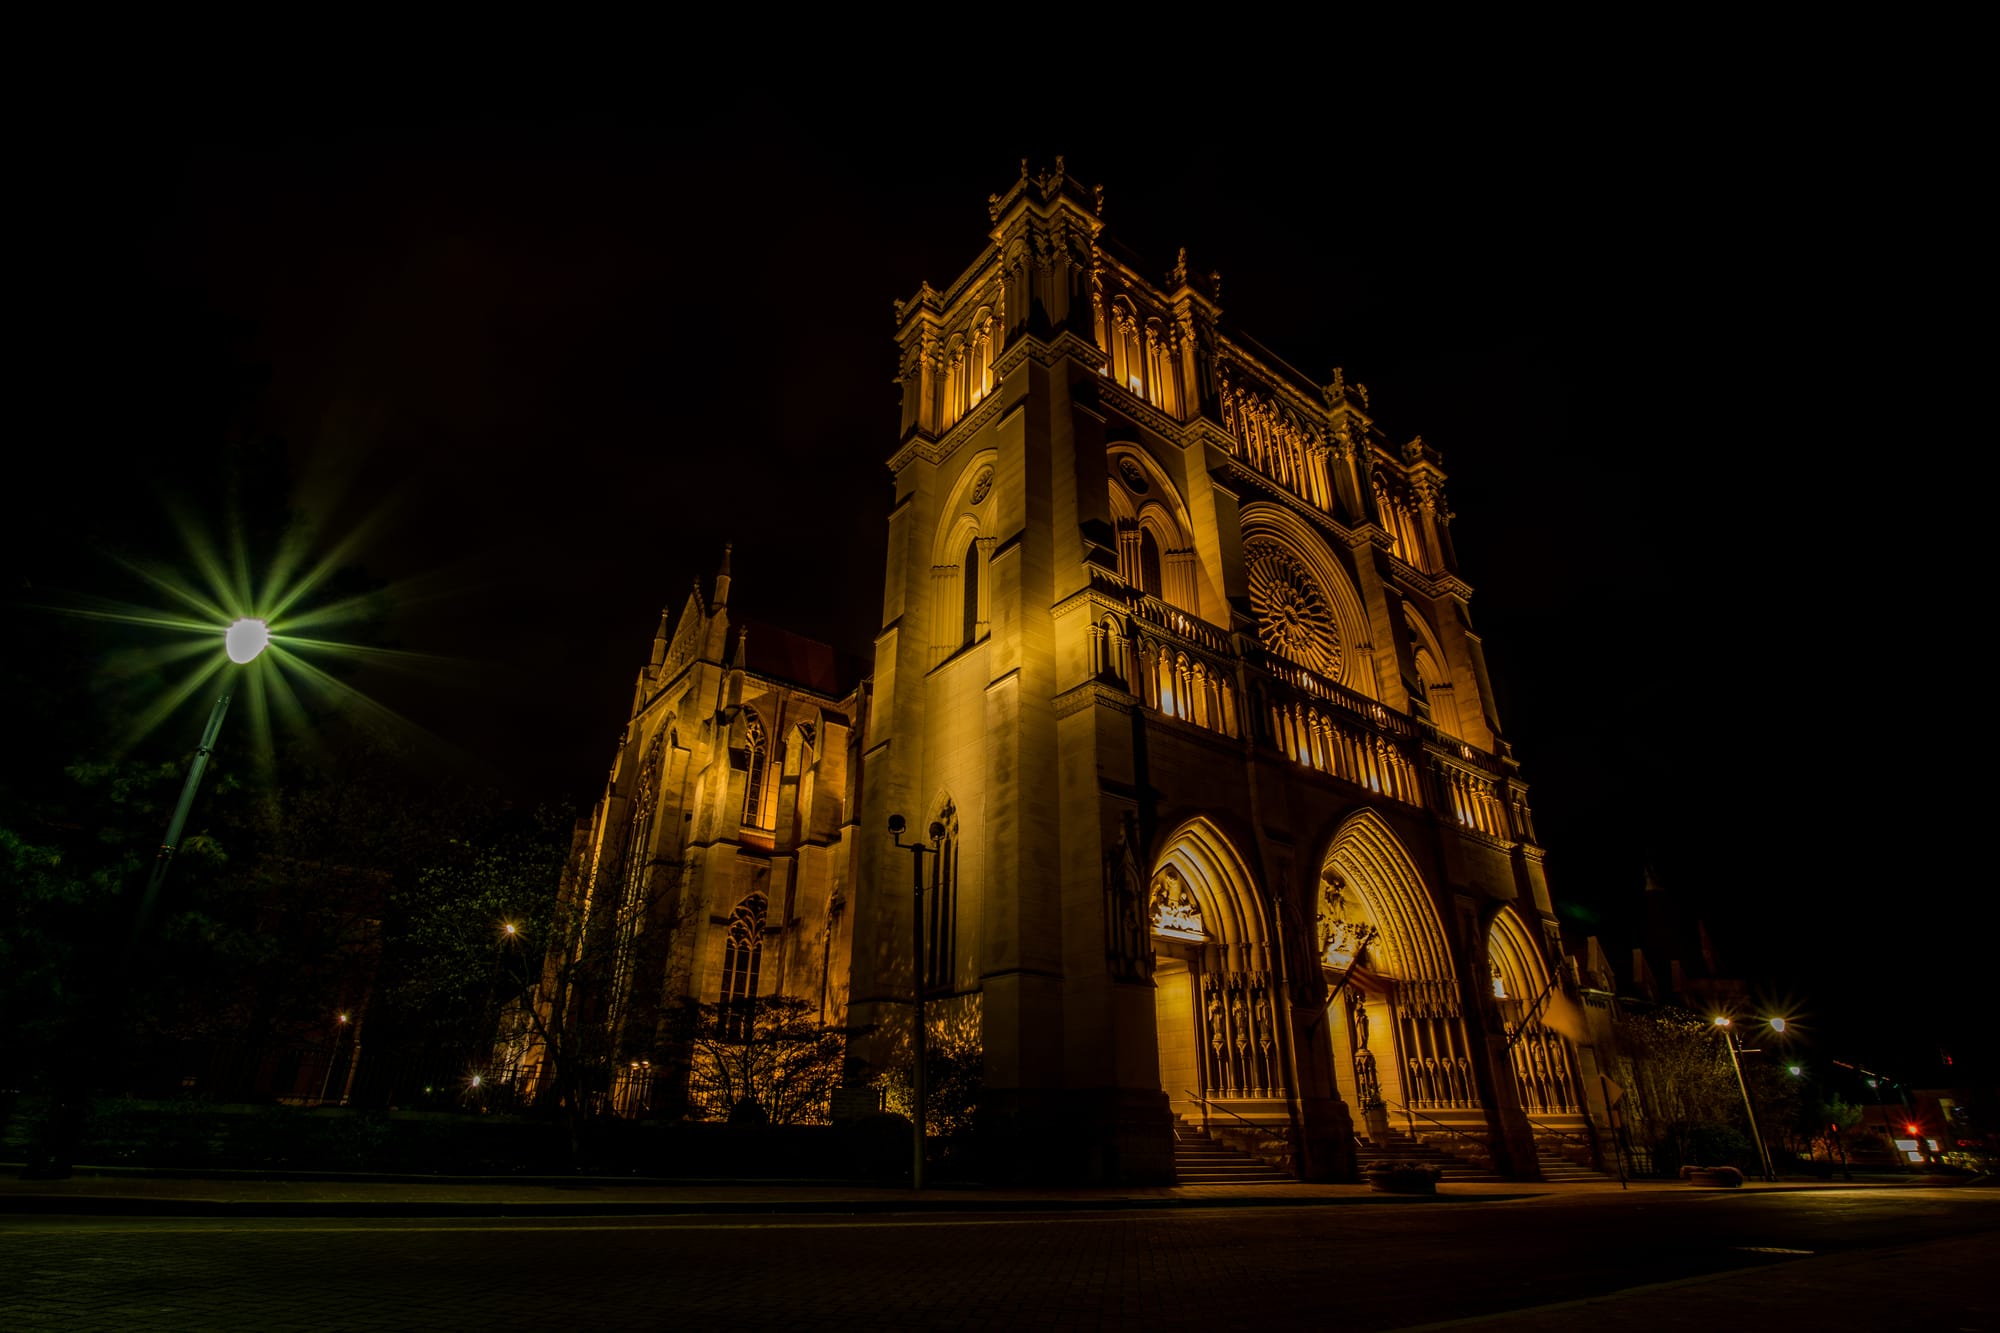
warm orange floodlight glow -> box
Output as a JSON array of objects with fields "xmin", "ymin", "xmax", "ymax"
[{"xmin": 225, "ymin": 617, "xmax": 271, "ymax": 664}]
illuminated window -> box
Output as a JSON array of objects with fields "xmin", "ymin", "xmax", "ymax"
[
  {"xmin": 741, "ymin": 712, "xmax": 768, "ymax": 827},
  {"xmin": 720, "ymin": 894, "xmax": 767, "ymax": 1042}
]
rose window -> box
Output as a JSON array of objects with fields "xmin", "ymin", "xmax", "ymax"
[{"xmin": 1245, "ymin": 541, "xmax": 1342, "ymax": 678}]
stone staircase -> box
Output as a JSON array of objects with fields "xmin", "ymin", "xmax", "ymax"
[
  {"xmin": 1353, "ymin": 1129, "xmax": 1502, "ymax": 1182},
  {"xmin": 1171, "ymin": 1116, "xmax": 1295, "ymax": 1185},
  {"xmin": 1534, "ymin": 1140, "xmax": 1616, "ymax": 1182}
]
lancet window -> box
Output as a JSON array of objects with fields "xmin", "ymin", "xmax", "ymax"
[
  {"xmin": 719, "ymin": 893, "xmax": 767, "ymax": 1042},
  {"xmin": 962, "ymin": 536, "xmax": 981, "ymax": 647},
  {"xmin": 606, "ymin": 731, "xmax": 666, "ymax": 1035},
  {"xmin": 1412, "ymin": 642, "xmax": 1463, "ymax": 739},
  {"xmin": 741, "ymin": 711, "xmax": 769, "ymax": 828},
  {"xmin": 1110, "ymin": 296, "xmax": 1144, "ymax": 395},
  {"xmin": 1108, "ymin": 449, "xmax": 1201, "ymax": 614}
]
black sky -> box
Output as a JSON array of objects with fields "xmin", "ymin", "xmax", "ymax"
[{"xmin": 13, "ymin": 82, "xmax": 1985, "ymax": 1078}]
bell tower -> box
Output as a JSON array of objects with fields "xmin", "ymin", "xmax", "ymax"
[{"xmin": 849, "ymin": 160, "xmax": 1571, "ymax": 1187}]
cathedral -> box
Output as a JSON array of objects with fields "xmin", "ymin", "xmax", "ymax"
[{"xmin": 515, "ymin": 162, "xmax": 1597, "ymax": 1184}]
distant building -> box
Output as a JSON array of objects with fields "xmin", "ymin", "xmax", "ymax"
[{"xmin": 520, "ymin": 163, "xmax": 1598, "ymax": 1183}]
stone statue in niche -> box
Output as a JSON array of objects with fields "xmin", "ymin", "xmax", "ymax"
[{"xmin": 1101, "ymin": 813, "xmax": 1153, "ymax": 982}]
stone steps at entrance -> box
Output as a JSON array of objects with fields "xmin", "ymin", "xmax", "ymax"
[
  {"xmin": 1354, "ymin": 1130, "xmax": 1502, "ymax": 1182},
  {"xmin": 1171, "ymin": 1117, "xmax": 1295, "ymax": 1185},
  {"xmin": 1535, "ymin": 1143, "xmax": 1615, "ymax": 1182}
]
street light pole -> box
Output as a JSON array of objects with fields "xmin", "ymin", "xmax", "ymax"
[
  {"xmin": 23, "ymin": 617, "xmax": 270, "ymax": 1181},
  {"xmin": 1714, "ymin": 1017, "xmax": 1775, "ymax": 1181},
  {"xmin": 317, "ymin": 1013, "xmax": 350, "ymax": 1106},
  {"xmin": 888, "ymin": 813, "xmax": 943, "ymax": 1191},
  {"xmin": 131, "ymin": 692, "xmax": 231, "ymax": 950}
]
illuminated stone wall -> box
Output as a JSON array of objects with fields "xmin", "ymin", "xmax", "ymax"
[{"xmin": 847, "ymin": 163, "xmax": 1582, "ymax": 1184}]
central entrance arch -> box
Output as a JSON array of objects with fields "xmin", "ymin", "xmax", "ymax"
[
  {"xmin": 1147, "ymin": 818, "xmax": 1287, "ymax": 1122},
  {"xmin": 1317, "ymin": 812, "xmax": 1480, "ymax": 1137}
]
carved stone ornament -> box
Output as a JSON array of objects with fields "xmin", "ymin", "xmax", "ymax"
[
  {"xmin": 1150, "ymin": 866, "xmax": 1206, "ymax": 941},
  {"xmin": 1115, "ymin": 455, "xmax": 1150, "ymax": 494},
  {"xmin": 969, "ymin": 466, "xmax": 994, "ymax": 505},
  {"xmin": 1319, "ymin": 871, "xmax": 1378, "ymax": 970},
  {"xmin": 1244, "ymin": 540, "xmax": 1343, "ymax": 679}
]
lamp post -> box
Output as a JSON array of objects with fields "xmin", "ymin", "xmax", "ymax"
[
  {"xmin": 132, "ymin": 619, "xmax": 270, "ymax": 947},
  {"xmin": 24, "ymin": 618, "xmax": 270, "ymax": 1181},
  {"xmin": 1713, "ymin": 1017, "xmax": 1776, "ymax": 1181},
  {"xmin": 317, "ymin": 1013, "xmax": 351, "ymax": 1106},
  {"xmin": 888, "ymin": 813, "xmax": 944, "ymax": 1191}
]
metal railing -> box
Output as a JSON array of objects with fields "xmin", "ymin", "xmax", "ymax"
[
  {"xmin": 1376, "ymin": 1097, "xmax": 1493, "ymax": 1162},
  {"xmin": 1183, "ymin": 1090, "xmax": 1282, "ymax": 1139}
]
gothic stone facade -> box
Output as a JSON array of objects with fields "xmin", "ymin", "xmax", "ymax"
[
  {"xmin": 516, "ymin": 555, "xmax": 861, "ymax": 1119},
  {"xmin": 540, "ymin": 164, "xmax": 1591, "ymax": 1183}
]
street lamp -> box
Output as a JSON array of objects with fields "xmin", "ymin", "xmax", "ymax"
[
  {"xmin": 317, "ymin": 1013, "xmax": 351, "ymax": 1105},
  {"xmin": 888, "ymin": 812, "xmax": 944, "ymax": 1191},
  {"xmin": 1713, "ymin": 1017, "xmax": 1776, "ymax": 1181},
  {"xmin": 22, "ymin": 616, "xmax": 272, "ymax": 1181},
  {"xmin": 134, "ymin": 619, "xmax": 270, "ymax": 944}
]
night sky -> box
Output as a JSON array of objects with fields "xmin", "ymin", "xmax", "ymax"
[{"xmin": 12, "ymin": 89, "xmax": 1984, "ymax": 1080}]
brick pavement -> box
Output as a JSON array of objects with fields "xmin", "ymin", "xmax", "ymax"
[{"xmin": 2, "ymin": 1177, "xmax": 1992, "ymax": 1331}]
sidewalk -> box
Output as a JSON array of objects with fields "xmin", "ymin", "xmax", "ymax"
[{"xmin": 0, "ymin": 1165, "xmax": 1950, "ymax": 1218}]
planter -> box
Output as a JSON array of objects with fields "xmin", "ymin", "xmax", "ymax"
[
  {"xmin": 1368, "ymin": 1162, "xmax": 1442, "ymax": 1194},
  {"xmin": 1682, "ymin": 1165, "xmax": 1744, "ymax": 1188}
]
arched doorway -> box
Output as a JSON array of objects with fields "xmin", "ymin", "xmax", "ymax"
[
  {"xmin": 1316, "ymin": 812, "xmax": 1480, "ymax": 1140},
  {"xmin": 1488, "ymin": 906, "xmax": 1583, "ymax": 1124},
  {"xmin": 1147, "ymin": 818, "xmax": 1287, "ymax": 1124}
]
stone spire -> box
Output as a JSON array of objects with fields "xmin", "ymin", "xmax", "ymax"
[
  {"xmin": 713, "ymin": 542, "xmax": 733, "ymax": 608},
  {"xmin": 649, "ymin": 607, "xmax": 670, "ymax": 668}
]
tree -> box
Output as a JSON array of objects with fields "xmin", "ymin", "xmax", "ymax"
[
  {"xmin": 670, "ymin": 996, "xmax": 845, "ymax": 1127},
  {"xmin": 1612, "ymin": 1006, "xmax": 1740, "ymax": 1171},
  {"xmin": 382, "ymin": 801, "xmax": 575, "ymax": 1108}
]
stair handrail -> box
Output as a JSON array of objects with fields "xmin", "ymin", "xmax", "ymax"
[
  {"xmin": 1521, "ymin": 1112, "xmax": 1592, "ymax": 1152},
  {"xmin": 1184, "ymin": 1090, "xmax": 1272, "ymax": 1138},
  {"xmin": 1376, "ymin": 1097, "xmax": 1492, "ymax": 1161}
]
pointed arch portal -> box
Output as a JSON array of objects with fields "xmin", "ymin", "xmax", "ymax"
[
  {"xmin": 1318, "ymin": 812, "xmax": 1481, "ymax": 1123},
  {"xmin": 1489, "ymin": 906, "xmax": 1582, "ymax": 1118},
  {"xmin": 1147, "ymin": 818, "xmax": 1286, "ymax": 1119}
]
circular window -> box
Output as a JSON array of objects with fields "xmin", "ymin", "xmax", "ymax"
[{"xmin": 1245, "ymin": 541, "xmax": 1342, "ymax": 678}]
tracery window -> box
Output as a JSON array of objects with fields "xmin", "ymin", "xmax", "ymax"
[
  {"xmin": 1244, "ymin": 539, "xmax": 1343, "ymax": 680},
  {"xmin": 719, "ymin": 894, "xmax": 767, "ymax": 1042}
]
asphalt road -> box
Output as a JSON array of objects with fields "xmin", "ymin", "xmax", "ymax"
[{"xmin": 5, "ymin": 1188, "xmax": 1995, "ymax": 1331}]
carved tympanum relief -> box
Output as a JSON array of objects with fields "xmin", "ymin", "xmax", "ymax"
[
  {"xmin": 1244, "ymin": 540, "xmax": 1342, "ymax": 679},
  {"xmin": 1149, "ymin": 866, "xmax": 1205, "ymax": 941}
]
